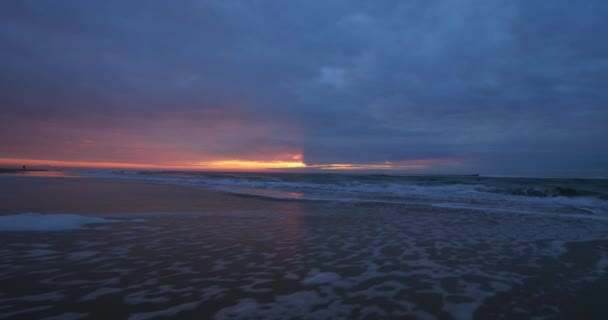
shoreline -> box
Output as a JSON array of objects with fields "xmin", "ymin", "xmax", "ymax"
[
  {"xmin": 0, "ymin": 175, "xmax": 285, "ymax": 215},
  {"xmin": 1, "ymin": 175, "xmax": 608, "ymax": 319}
]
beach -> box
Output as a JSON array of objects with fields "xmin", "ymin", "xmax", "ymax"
[
  {"xmin": 1, "ymin": 173, "xmax": 608, "ymax": 319},
  {"xmin": 0, "ymin": 174, "xmax": 280, "ymax": 214}
]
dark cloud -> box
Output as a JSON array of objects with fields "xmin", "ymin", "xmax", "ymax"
[{"xmin": 1, "ymin": 0, "xmax": 607, "ymax": 175}]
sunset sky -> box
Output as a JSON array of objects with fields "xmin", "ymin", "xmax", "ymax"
[{"xmin": 1, "ymin": 1, "xmax": 607, "ymax": 175}]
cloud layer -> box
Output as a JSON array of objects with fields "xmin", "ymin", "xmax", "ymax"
[{"xmin": 1, "ymin": 0, "xmax": 607, "ymax": 175}]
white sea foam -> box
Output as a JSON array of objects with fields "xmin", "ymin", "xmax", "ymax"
[
  {"xmin": 80, "ymin": 287, "xmax": 123, "ymax": 302},
  {"xmin": 0, "ymin": 292, "xmax": 63, "ymax": 303},
  {"xmin": 0, "ymin": 213, "xmax": 115, "ymax": 231},
  {"xmin": 128, "ymin": 301, "xmax": 201, "ymax": 320},
  {"xmin": 42, "ymin": 313, "xmax": 88, "ymax": 320},
  {"xmin": 214, "ymin": 299, "xmax": 261, "ymax": 319},
  {"xmin": 432, "ymin": 202, "xmax": 608, "ymax": 221},
  {"xmin": 301, "ymin": 271, "xmax": 342, "ymax": 286},
  {"xmin": 0, "ymin": 306, "xmax": 53, "ymax": 319},
  {"xmin": 67, "ymin": 251, "xmax": 98, "ymax": 261},
  {"xmin": 214, "ymin": 291, "xmax": 327, "ymax": 320},
  {"xmin": 26, "ymin": 249, "xmax": 58, "ymax": 258},
  {"xmin": 1, "ymin": 208, "xmax": 606, "ymax": 318}
]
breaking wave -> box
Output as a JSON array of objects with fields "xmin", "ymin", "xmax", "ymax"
[{"xmin": 81, "ymin": 170, "xmax": 608, "ymax": 218}]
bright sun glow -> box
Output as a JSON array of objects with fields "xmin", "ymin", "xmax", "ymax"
[{"xmin": 197, "ymin": 160, "xmax": 306, "ymax": 170}]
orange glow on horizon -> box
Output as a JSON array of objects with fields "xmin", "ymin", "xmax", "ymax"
[
  {"xmin": 0, "ymin": 157, "xmax": 306, "ymax": 171},
  {"xmin": 196, "ymin": 159, "xmax": 306, "ymax": 170},
  {"xmin": 0, "ymin": 156, "xmax": 461, "ymax": 172}
]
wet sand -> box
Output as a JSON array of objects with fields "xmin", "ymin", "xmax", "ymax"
[
  {"xmin": 0, "ymin": 175, "xmax": 279, "ymax": 214},
  {"xmin": 1, "ymin": 175, "xmax": 608, "ymax": 319}
]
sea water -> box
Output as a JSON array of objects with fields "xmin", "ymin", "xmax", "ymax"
[
  {"xmin": 1, "ymin": 171, "xmax": 608, "ymax": 319},
  {"xmin": 84, "ymin": 171, "xmax": 608, "ymax": 218}
]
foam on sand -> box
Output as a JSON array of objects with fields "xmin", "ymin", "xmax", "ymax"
[
  {"xmin": 0, "ymin": 213, "xmax": 114, "ymax": 231},
  {"xmin": 301, "ymin": 271, "xmax": 342, "ymax": 286},
  {"xmin": 128, "ymin": 301, "xmax": 201, "ymax": 320},
  {"xmin": 1, "ymin": 208, "xmax": 607, "ymax": 319}
]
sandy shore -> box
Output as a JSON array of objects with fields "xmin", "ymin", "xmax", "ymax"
[
  {"xmin": 1, "ymin": 175, "xmax": 608, "ymax": 319},
  {"xmin": 0, "ymin": 175, "xmax": 280, "ymax": 214}
]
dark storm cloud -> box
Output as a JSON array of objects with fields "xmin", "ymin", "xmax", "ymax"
[{"xmin": 1, "ymin": 0, "xmax": 607, "ymax": 175}]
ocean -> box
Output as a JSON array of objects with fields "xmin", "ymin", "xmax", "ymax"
[
  {"xmin": 1, "ymin": 171, "xmax": 607, "ymax": 319},
  {"xmin": 85, "ymin": 170, "xmax": 608, "ymax": 219}
]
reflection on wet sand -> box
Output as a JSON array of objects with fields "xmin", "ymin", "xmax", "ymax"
[{"xmin": 0, "ymin": 169, "xmax": 79, "ymax": 178}]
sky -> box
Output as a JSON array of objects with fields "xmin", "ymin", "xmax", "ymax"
[{"xmin": 1, "ymin": 0, "xmax": 607, "ymax": 176}]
